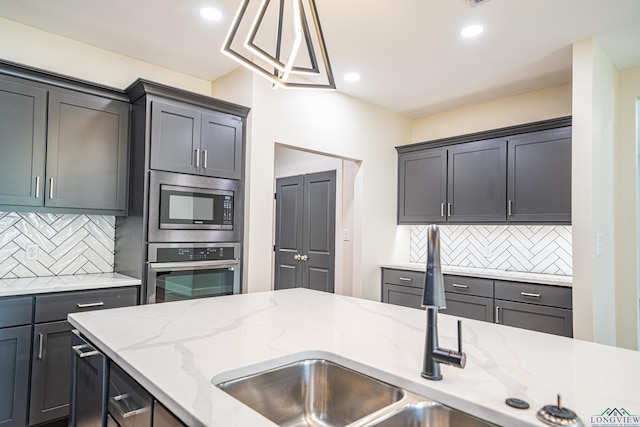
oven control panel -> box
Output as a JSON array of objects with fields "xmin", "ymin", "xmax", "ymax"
[{"xmin": 156, "ymin": 246, "xmax": 235, "ymax": 262}]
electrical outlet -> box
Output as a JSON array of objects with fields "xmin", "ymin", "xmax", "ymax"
[
  {"xmin": 484, "ymin": 245, "xmax": 492, "ymax": 258},
  {"xmin": 26, "ymin": 244, "xmax": 39, "ymax": 261},
  {"xmin": 343, "ymin": 229, "xmax": 351, "ymax": 241},
  {"xmin": 596, "ymin": 233, "xmax": 603, "ymax": 257}
]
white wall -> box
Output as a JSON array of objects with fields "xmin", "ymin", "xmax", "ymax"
[
  {"xmin": 615, "ymin": 66, "xmax": 640, "ymax": 350},
  {"xmin": 412, "ymin": 84, "xmax": 572, "ymax": 142},
  {"xmin": 0, "ymin": 17, "xmax": 211, "ymax": 94},
  {"xmin": 226, "ymin": 73, "xmax": 412, "ymax": 300},
  {"xmin": 572, "ymin": 38, "xmax": 618, "ymax": 345}
]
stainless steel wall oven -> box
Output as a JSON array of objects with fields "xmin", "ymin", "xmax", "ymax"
[{"xmin": 146, "ymin": 242, "xmax": 240, "ymax": 304}]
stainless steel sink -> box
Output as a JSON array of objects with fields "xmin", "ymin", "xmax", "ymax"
[
  {"xmin": 215, "ymin": 358, "xmax": 498, "ymax": 427},
  {"xmin": 365, "ymin": 401, "xmax": 497, "ymax": 427},
  {"xmin": 216, "ymin": 359, "xmax": 404, "ymax": 427}
]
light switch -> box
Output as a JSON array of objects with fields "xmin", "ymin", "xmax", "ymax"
[
  {"xmin": 596, "ymin": 233, "xmax": 603, "ymax": 257},
  {"xmin": 343, "ymin": 229, "xmax": 350, "ymax": 241}
]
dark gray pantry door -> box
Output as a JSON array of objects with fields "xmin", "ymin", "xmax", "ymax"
[{"xmin": 274, "ymin": 171, "xmax": 336, "ymax": 293}]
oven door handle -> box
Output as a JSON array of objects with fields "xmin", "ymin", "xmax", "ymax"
[{"xmin": 148, "ymin": 259, "xmax": 240, "ymax": 272}]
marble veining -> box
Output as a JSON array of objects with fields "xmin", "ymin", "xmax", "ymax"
[
  {"xmin": 0, "ymin": 272, "xmax": 141, "ymax": 297},
  {"xmin": 69, "ymin": 289, "xmax": 638, "ymax": 427}
]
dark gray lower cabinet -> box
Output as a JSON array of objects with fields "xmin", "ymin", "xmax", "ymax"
[
  {"xmin": 382, "ymin": 284, "xmax": 424, "ymax": 310},
  {"xmin": 381, "ymin": 268, "xmax": 572, "ymax": 337},
  {"xmin": 496, "ymin": 300, "xmax": 572, "ymax": 337},
  {"xmin": 440, "ymin": 292, "xmax": 494, "ymax": 322},
  {"xmin": 0, "ymin": 325, "xmax": 31, "ymax": 427},
  {"xmin": 153, "ymin": 402, "xmax": 186, "ymax": 427},
  {"xmin": 29, "ymin": 321, "xmax": 73, "ymax": 425}
]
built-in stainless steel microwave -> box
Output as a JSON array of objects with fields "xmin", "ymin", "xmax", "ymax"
[{"xmin": 148, "ymin": 170, "xmax": 242, "ymax": 243}]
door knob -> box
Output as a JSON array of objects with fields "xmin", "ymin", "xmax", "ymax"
[
  {"xmin": 300, "ymin": 255, "xmax": 309, "ymax": 261},
  {"xmin": 294, "ymin": 254, "xmax": 301, "ymax": 261}
]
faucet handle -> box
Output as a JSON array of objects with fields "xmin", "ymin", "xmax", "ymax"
[
  {"xmin": 451, "ymin": 320, "xmax": 466, "ymax": 369},
  {"xmin": 457, "ymin": 320, "xmax": 463, "ymax": 354}
]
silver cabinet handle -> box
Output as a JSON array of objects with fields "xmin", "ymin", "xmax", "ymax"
[
  {"xmin": 195, "ymin": 148, "xmax": 200, "ymax": 168},
  {"xmin": 77, "ymin": 301, "xmax": 104, "ymax": 308},
  {"xmin": 440, "ymin": 202, "xmax": 445, "ymax": 217},
  {"xmin": 508, "ymin": 200, "xmax": 513, "ymax": 216},
  {"xmin": 495, "ymin": 306, "xmax": 500, "ymax": 324},
  {"xmin": 452, "ymin": 283, "xmax": 469, "ymax": 289},
  {"xmin": 447, "ymin": 203, "xmax": 452, "ymax": 217},
  {"xmin": 110, "ymin": 394, "xmax": 149, "ymax": 419},
  {"xmin": 72, "ymin": 343, "xmax": 100, "ymax": 358},
  {"xmin": 35, "ymin": 176, "xmax": 40, "ymax": 198},
  {"xmin": 37, "ymin": 333, "xmax": 44, "ymax": 359},
  {"xmin": 399, "ymin": 277, "xmax": 412, "ymax": 282},
  {"xmin": 203, "ymin": 149, "xmax": 208, "ymax": 169},
  {"xmin": 49, "ymin": 178, "xmax": 54, "ymax": 199},
  {"xmin": 521, "ymin": 292, "xmax": 542, "ymax": 298}
]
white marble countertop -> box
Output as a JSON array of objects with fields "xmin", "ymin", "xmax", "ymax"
[
  {"xmin": 69, "ymin": 288, "xmax": 638, "ymax": 427},
  {"xmin": 0, "ymin": 273, "xmax": 141, "ymax": 297},
  {"xmin": 381, "ymin": 263, "xmax": 573, "ymax": 287}
]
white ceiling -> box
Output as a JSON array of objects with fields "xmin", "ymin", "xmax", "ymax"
[{"xmin": 1, "ymin": 0, "xmax": 639, "ymax": 118}]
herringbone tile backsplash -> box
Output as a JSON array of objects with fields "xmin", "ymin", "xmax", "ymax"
[
  {"xmin": 0, "ymin": 212, "xmax": 115, "ymax": 279},
  {"xmin": 410, "ymin": 225, "xmax": 572, "ymax": 276}
]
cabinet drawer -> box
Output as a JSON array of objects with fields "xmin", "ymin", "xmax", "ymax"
[
  {"xmin": 494, "ymin": 281, "xmax": 571, "ymax": 309},
  {"xmin": 34, "ymin": 287, "xmax": 138, "ymax": 323},
  {"xmin": 382, "ymin": 268, "xmax": 425, "ymax": 289},
  {"xmin": 0, "ymin": 296, "xmax": 33, "ymax": 328},
  {"xmin": 109, "ymin": 363, "xmax": 152, "ymax": 427},
  {"xmin": 443, "ymin": 275, "xmax": 493, "ymax": 298}
]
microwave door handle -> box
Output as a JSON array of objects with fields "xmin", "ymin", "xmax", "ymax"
[{"xmin": 148, "ymin": 259, "xmax": 240, "ymax": 272}]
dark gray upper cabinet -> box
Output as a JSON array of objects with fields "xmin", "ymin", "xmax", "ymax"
[
  {"xmin": 397, "ymin": 148, "xmax": 447, "ymax": 224},
  {"xmin": 447, "ymin": 138, "xmax": 507, "ymax": 223},
  {"xmin": 201, "ymin": 111, "xmax": 243, "ymax": 179},
  {"xmin": 46, "ymin": 91, "xmax": 129, "ymax": 211},
  {"xmin": 150, "ymin": 101, "xmax": 201, "ymax": 175},
  {"xmin": 396, "ymin": 117, "xmax": 572, "ymax": 225},
  {"xmin": 149, "ymin": 99, "xmax": 243, "ymax": 180},
  {"xmin": 0, "ymin": 61, "xmax": 130, "ymax": 215},
  {"xmin": 507, "ymin": 126, "xmax": 571, "ymax": 223},
  {"xmin": 0, "ymin": 77, "xmax": 47, "ymax": 207}
]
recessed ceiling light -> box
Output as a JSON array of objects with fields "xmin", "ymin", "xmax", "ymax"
[
  {"xmin": 344, "ymin": 73, "xmax": 361, "ymax": 82},
  {"xmin": 461, "ymin": 25, "xmax": 484, "ymax": 38},
  {"xmin": 199, "ymin": 7, "xmax": 222, "ymax": 21}
]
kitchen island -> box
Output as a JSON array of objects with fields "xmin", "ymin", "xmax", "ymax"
[{"xmin": 68, "ymin": 288, "xmax": 640, "ymax": 427}]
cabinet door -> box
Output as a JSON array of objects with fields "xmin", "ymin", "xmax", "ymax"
[
  {"xmin": 0, "ymin": 77, "xmax": 46, "ymax": 207},
  {"xmin": 153, "ymin": 402, "xmax": 186, "ymax": 427},
  {"xmin": 46, "ymin": 91, "xmax": 129, "ymax": 212},
  {"xmin": 397, "ymin": 149, "xmax": 447, "ymax": 224},
  {"xmin": 495, "ymin": 300, "xmax": 572, "ymax": 337},
  {"xmin": 440, "ymin": 292, "xmax": 493, "ymax": 322},
  {"xmin": 150, "ymin": 100, "xmax": 201, "ymax": 175},
  {"xmin": 29, "ymin": 321, "xmax": 73, "ymax": 426},
  {"xmin": 447, "ymin": 139, "xmax": 507, "ymax": 223},
  {"xmin": 507, "ymin": 127, "xmax": 571, "ymax": 223},
  {"xmin": 0, "ymin": 325, "xmax": 31, "ymax": 427},
  {"xmin": 382, "ymin": 284, "xmax": 423, "ymax": 310},
  {"xmin": 200, "ymin": 112, "xmax": 243, "ymax": 179}
]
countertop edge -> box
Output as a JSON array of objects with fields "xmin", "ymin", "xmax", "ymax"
[
  {"xmin": 0, "ymin": 273, "xmax": 142, "ymax": 297},
  {"xmin": 381, "ymin": 264, "xmax": 572, "ymax": 287}
]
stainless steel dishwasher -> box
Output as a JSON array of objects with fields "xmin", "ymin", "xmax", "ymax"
[{"xmin": 69, "ymin": 329, "xmax": 108, "ymax": 427}]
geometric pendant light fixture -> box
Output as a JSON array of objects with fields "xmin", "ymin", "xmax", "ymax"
[{"xmin": 221, "ymin": 0, "xmax": 336, "ymax": 90}]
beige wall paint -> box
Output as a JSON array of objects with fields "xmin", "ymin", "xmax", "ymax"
[
  {"xmin": 615, "ymin": 66, "xmax": 640, "ymax": 350},
  {"xmin": 0, "ymin": 17, "xmax": 211, "ymax": 94},
  {"xmin": 411, "ymin": 84, "xmax": 572, "ymax": 143},
  {"xmin": 572, "ymin": 38, "xmax": 618, "ymax": 345}
]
